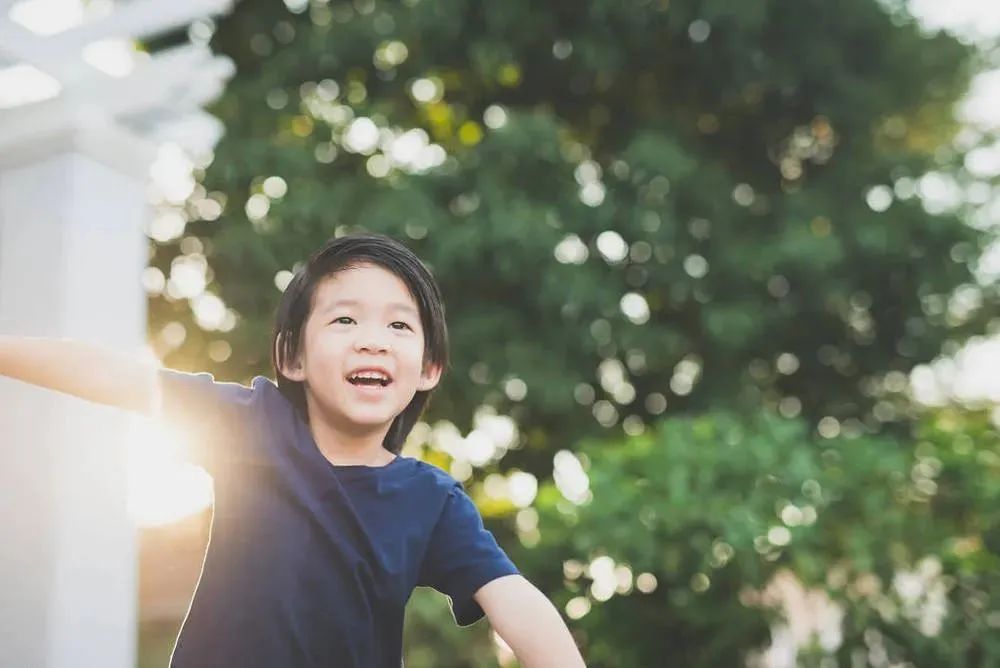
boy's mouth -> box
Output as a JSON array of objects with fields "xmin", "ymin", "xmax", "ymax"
[{"xmin": 345, "ymin": 369, "xmax": 393, "ymax": 388}]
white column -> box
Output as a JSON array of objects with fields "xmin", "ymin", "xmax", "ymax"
[{"xmin": 0, "ymin": 122, "xmax": 153, "ymax": 668}]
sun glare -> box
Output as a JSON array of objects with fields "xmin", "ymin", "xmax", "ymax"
[{"xmin": 126, "ymin": 415, "xmax": 214, "ymax": 528}]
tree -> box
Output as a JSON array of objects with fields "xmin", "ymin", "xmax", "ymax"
[
  {"xmin": 142, "ymin": 0, "xmax": 998, "ymax": 663},
  {"xmin": 152, "ymin": 0, "xmax": 991, "ymax": 448},
  {"xmin": 516, "ymin": 407, "xmax": 1000, "ymax": 666}
]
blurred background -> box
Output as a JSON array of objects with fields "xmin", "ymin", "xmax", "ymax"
[{"xmin": 3, "ymin": 0, "xmax": 1000, "ymax": 666}]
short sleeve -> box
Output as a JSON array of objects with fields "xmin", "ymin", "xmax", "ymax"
[
  {"xmin": 155, "ymin": 368, "xmax": 257, "ymax": 475},
  {"xmin": 417, "ymin": 483, "xmax": 520, "ymax": 626}
]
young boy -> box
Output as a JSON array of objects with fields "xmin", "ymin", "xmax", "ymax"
[{"xmin": 0, "ymin": 233, "xmax": 586, "ymax": 667}]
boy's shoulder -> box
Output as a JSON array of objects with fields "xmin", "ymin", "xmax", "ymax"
[{"xmin": 406, "ymin": 456, "xmax": 464, "ymax": 493}]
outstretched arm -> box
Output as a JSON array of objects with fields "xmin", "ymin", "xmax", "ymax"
[
  {"xmin": 476, "ymin": 574, "xmax": 586, "ymax": 667},
  {"xmin": 0, "ymin": 335, "xmax": 159, "ymax": 415}
]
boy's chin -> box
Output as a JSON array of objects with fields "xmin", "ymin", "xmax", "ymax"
[{"xmin": 343, "ymin": 409, "xmax": 400, "ymax": 430}]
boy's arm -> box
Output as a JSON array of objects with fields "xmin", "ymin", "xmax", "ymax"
[
  {"xmin": 0, "ymin": 335, "xmax": 159, "ymax": 416},
  {"xmin": 475, "ymin": 574, "xmax": 586, "ymax": 667}
]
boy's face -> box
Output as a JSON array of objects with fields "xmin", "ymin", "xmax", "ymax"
[{"xmin": 282, "ymin": 262, "xmax": 441, "ymax": 434}]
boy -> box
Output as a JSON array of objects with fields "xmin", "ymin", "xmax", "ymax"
[{"xmin": 0, "ymin": 233, "xmax": 586, "ymax": 667}]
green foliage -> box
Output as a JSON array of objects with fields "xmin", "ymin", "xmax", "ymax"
[
  {"xmin": 142, "ymin": 0, "xmax": 1000, "ymax": 664},
  {"xmin": 514, "ymin": 407, "xmax": 1000, "ymax": 665},
  {"xmin": 403, "ymin": 588, "xmax": 499, "ymax": 668},
  {"xmin": 864, "ymin": 409, "xmax": 1000, "ymax": 667},
  {"xmin": 154, "ymin": 0, "xmax": 990, "ymax": 445}
]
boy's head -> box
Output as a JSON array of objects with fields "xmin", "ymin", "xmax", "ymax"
[{"xmin": 271, "ymin": 233, "xmax": 449, "ymax": 453}]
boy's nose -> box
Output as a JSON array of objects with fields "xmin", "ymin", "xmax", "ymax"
[
  {"xmin": 353, "ymin": 327, "xmax": 391, "ymax": 353},
  {"xmin": 355, "ymin": 340, "xmax": 389, "ymax": 353}
]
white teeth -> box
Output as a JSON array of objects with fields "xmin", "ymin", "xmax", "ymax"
[{"xmin": 348, "ymin": 371, "xmax": 390, "ymax": 384}]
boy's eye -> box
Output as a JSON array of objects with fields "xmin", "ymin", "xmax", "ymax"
[{"xmin": 330, "ymin": 316, "xmax": 411, "ymax": 331}]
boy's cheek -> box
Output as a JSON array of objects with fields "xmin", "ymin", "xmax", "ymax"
[{"xmin": 308, "ymin": 338, "xmax": 347, "ymax": 369}]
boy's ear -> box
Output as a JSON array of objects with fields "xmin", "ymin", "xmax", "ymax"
[
  {"xmin": 282, "ymin": 358, "xmax": 307, "ymax": 382},
  {"xmin": 277, "ymin": 333, "xmax": 307, "ymax": 382},
  {"xmin": 417, "ymin": 361, "xmax": 443, "ymax": 392}
]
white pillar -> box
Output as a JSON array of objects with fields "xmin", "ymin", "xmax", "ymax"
[{"xmin": 0, "ymin": 121, "xmax": 154, "ymax": 668}]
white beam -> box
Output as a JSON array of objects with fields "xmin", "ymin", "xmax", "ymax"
[
  {"xmin": 0, "ymin": 20, "xmax": 96, "ymax": 84},
  {"xmin": 0, "ymin": 44, "xmax": 233, "ymax": 152},
  {"xmin": 45, "ymin": 0, "xmax": 234, "ymax": 50},
  {"xmin": 0, "ymin": 0, "xmax": 233, "ymax": 85}
]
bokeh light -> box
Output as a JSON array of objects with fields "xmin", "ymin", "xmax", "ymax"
[{"xmin": 126, "ymin": 410, "xmax": 213, "ymax": 528}]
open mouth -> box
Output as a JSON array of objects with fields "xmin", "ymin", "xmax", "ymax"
[{"xmin": 346, "ymin": 372, "xmax": 392, "ymax": 388}]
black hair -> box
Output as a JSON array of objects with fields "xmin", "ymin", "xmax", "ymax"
[{"xmin": 270, "ymin": 232, "xmax": 449, "ymax": 453}]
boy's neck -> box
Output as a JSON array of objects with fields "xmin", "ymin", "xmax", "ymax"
[{"xmin": 306, "ymin": 410, "xmax": 396, "ymax": 467}]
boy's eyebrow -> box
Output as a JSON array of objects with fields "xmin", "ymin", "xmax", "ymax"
[{"xmin": 322, "ymin": 299, "xmax": 419, "ymax": 317}]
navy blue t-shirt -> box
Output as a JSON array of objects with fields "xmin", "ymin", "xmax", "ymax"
[{"xmin": 157, "ymin": 369, "xmax": 520, "ymax": 667}]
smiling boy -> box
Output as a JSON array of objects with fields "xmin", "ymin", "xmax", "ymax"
[{"xmin": 0, "ymin": 233, "xmax": 586, "ymax": 667}]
